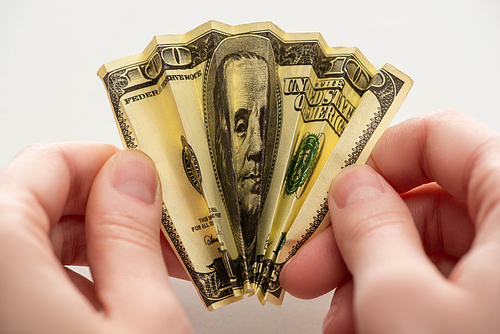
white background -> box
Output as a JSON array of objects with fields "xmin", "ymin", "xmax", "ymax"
[{"xmin": 1, "ymin": 0, "xmax": 499, "ymax": 333}]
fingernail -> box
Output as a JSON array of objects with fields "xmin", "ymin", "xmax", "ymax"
[
  {"xmin": 112, "ymin": 149, "xmax": 158, "ymax": 204},
  {"xmin": 331, "ymin": 165, "xmax": 385, "ymax": 209}
]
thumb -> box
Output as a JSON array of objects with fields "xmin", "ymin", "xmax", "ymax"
[
  {"xmin": 329, "ymin": 164, "xmax": 432, "ymax": 280},
  {"xmin": 85, "ymin": 149, "xmax": 191, "ymax": 332},
  {"xmin": 328, "ymin": 165, "xmax": 445, "ymax": 332}
]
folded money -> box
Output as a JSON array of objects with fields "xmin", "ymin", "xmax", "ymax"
[{"xmin": 98, "ymin": 21, "xmax": 412, "ymax": 310}]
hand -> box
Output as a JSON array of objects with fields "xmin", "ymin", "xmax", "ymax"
[
  {"xmin": 0, "ymin": 143, "xmax": 191, "ymax": 333},
  {"xmin": 281, "ymin": 109, "xmax": 500, "ymax": 333}
]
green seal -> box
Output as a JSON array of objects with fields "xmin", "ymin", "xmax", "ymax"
[{"xmin": 284, "ymin": 132, "xmax": 323, "ymax": 198}]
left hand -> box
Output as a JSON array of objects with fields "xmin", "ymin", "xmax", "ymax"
[{"xmin": 0, "ymin": 143, "xmax": 191, "ymax": 333}]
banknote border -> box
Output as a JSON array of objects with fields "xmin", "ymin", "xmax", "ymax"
[
  {"xmin": 161, "ymin": 205, "xmax": 235, "ymax": 308},
  {"xmin": 266, "ymin": 68, "xmax": 406, "ymax": 298},
  {"xmin": 99, "ymin": 21, "xmax": 390, "ymax": 305}
]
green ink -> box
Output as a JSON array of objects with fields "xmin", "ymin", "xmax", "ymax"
[{"xmin": 284, "ymin": 133, "xmax": 321, "ymax": 197}]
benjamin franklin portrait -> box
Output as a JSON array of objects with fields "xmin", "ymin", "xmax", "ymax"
[{"xmin": 204, "ymin": 35, "xmax": 280, "ymax": 270}]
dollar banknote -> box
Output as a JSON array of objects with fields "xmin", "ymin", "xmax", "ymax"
[
  {"xmin": 97, "ymin": 21, "xmax": 412, "ymax": 310},
  {"xmin": 257, "ymin": 62, "xmax": 413, "ymax": 305}
]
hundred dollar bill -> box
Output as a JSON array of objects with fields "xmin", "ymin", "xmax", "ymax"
[
  {"xmin": 259, "ymin": 62, "xmax": 413, "ymax": 305},
  {"xmin": 97, "ymin": 20, "xmax": 412, "ymax": 309},
  {"xmin": 96, "ymin": 76, "xmax": 242, "ymax": 309},
  {"xmin": 256, "ymin": 47, "xmax": 376, "ymax": 297}
]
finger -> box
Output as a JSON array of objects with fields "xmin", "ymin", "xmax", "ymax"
[
  {"xmin": 401, "ymin": 182, "xmax": 474, "ymax": 258},
  {"xmin": 329, "ymin": 164, "xmax": 462, "ymax": 332},
  {"xmin": 65, "ymin": 267, "xmax": 101, "ymax": 310},
  {"xmin": 50, "ymin": 215, "xmax": 88, "ymax": 265},
  {"xmin": 368, "ymin": 110, "xmax": 500, "ymax": 293},
  {"xmin": 329, "ymin": 164, "xmax": 440, "ymax": 288},
  {"xmin": 85, "ymin": 149, "xmax": 190, "ymax": 332},
  {"xmin": 367, "ymin": 110, "xmax": 500, "ymax": 234},
  {"xmin": 49, "ymin": 206, "xmax": 188, "ymax": 277},
  {"xmin": 282, "ymin": 183, "xmax": 469, "ymax": 301},
  {"xmin": 0, "ymin": 142, "xmax": 120, "ymax": 232},
  {"xmin": 280, "ymin": 224, "xmax": 349, "ymax": 299},
  {"xmin": 0, "ymin": 232, "xmax": 100, "ymax": 333},
  {"xmin": 323, "ymin": 280, "xmax": 355, "ymax": 334},
  {"xmin": 0, "ymin": 143, "xmax": 119, "ymax": 331},
  {"xmin": 427, "ymin": 251, "xmax": 459, "ymax": 278},
  {"xmin": 368, "ymin": 109, "xmax": 500, "ymax": 199}
]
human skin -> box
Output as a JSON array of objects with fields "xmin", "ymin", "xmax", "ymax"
[
  {"xmin": 3, "ymin": 109, "xmax": 500, "ymax": 333},
  {"xmin": 281, "ymin": 109, "xmax": 500, "ymax": 333},
  {"xmin": 0, "ymin": 144, "xmax": 191, "ymax": 333}
]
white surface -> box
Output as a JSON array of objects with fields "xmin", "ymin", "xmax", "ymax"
[{"xmin": 1, "ymin": 0, "xmax": 499, "ymax": 332}]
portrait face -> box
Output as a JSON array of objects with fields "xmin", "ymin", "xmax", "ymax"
[
  {"xmin": 205, "ymin": 36, "xmax": 279, "ymax": 271},
  {"xmin": 223, "ymin": 57, "xmax": 268, "ymax": 219}
]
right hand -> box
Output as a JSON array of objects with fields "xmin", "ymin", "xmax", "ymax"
[{"xmin": 281, "ymin": 110, "xmax": 500, "ymax": 333}]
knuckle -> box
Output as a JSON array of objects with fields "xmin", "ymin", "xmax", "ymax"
[
  {"xmin": 15, "ymin": 143, "xmax": 65, "ymax": 162},
  {"xmin": 0, "ymin": 194, "xmax": 50, "ymax": 254},
  {"xmin": 344, "ymin": 208, "xmax": 409, "ymax": 246},
  {"xmin": 93, "ymin": 210, "xmax": 159, "ymax": 253},
  {"xmin": 53, "ymin": 216, "xmax": 87, "ymax": 265},
  {"xmin": 0, "ymin": 190, "xmax": 49, "ymax": 232}
]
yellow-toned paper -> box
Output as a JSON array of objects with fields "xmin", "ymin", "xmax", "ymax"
[
  {"xmin": 97, "ymin": 21, "xmax": 412, "ymax": 310},
  {"xmin": 260, "ymin": 63, "xmax": 413, "ymax": 305}
]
